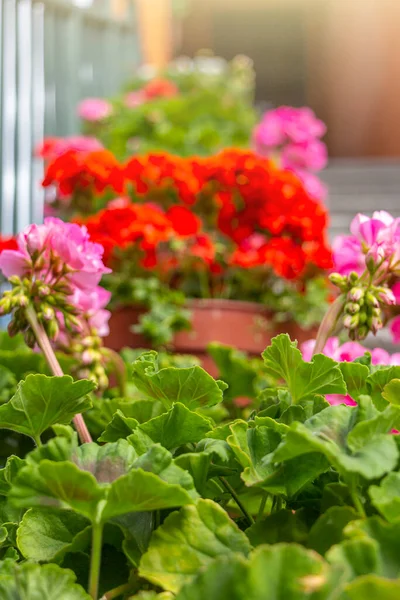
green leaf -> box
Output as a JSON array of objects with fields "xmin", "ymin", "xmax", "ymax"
[
  {"xmin": 308, "ymin": 506, "xmax": 358, "ymax": 555},
  {"xmin": 71, "ymin": 440, "xmax": 138, "ymax": 483},
  {"xmin": 246, "ymin": 509, "xmax": 309, "ymax": 547},
  {"xmin": 0, "ymin": 375, "xmax": 95, "ymax": 441},
  {"xmin": 17, "ymin": 508, "xmax": 90, "ymax": 562},
  {"xmin": 132, "ymin": 445, "xmax": 199, "ymax": 500},
  {"xmin": 367, "ymin": 367, "xmax": 400, "ymax": 410},
  {"xmin": 258, "ymin": 453, "xmax": 330, "ymax": 497},
  {"xmin": 271, "ymin": 405, "xmax": 399, "ymax": 480},
  {"xmin": 98, "ymin": 410, "xmax": 139, "ymax": 443},
  {"xmin": 339, "ymin": 363, "xmax": 369, "ymax": 400},
  {"xmin": 139, "ymin": 499, "xmax": 251, "ymax": 593},
  {"xmin": 0, "ymin": 560, "xmax": 91, "ymax": 599},
  {"xmin": 9, "ymin": 461, "xmax": 105, "ymax": 521},
  {"xmin": 0, "ymin": 456, "xmax": 25, "ymax": 495},
  {"xmin": 382, "ymin": 379, "xmax": 400, "ymax": 405},
  {"xmin": 102, "ymin": 468, "xmax": 196, "ymax": 521},
  {"xmin": 139, "ymin": 403, "xmax": 212, "ymax": 449},
  {"xmin": 369, "ymin": 472, "xmax": 400, "ymax": 522},
  {"xmin": 131, "ymin": 351, "xmax": 227, "ymax": 410},
  {"xmin": 341, "ymin": 575, "xmax": 400, "ymax": 599},
  {"xmin": 344, "ymin": 516, "xmax": 400, "ymax": 578},
  {"xmin": 327, "ymin": 538, "xmax": 381, "ymax": 580},
  {"xmin": 262, "ymin": 334, "xmax": 346, "ymax": 403},
  {"xmin": 226, "ymin": 421, "xmax": 281, "ymax": 486},
  {"xmin": 26, "ymin": 435, "xmax": 77, "ymax": 465},
  {"xmin": 207, "ymin": 343, "xmax": 262, "ymax": 401},
  {"xmin": 0, "ymin": 366, "xmax": 17, "ymax": 404},
  {"xmin": 176, "ymin": 543, "xmax": 337, "ymax": 600}
]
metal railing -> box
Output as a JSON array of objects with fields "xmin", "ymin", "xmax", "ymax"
[{"xmin": 0, "ymin": 0, "xmax": 140, "ymax": 235}]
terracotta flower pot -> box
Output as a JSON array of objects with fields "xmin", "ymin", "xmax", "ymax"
[{"xmin": 105, "ymin": 299, "xmax": 318, "ymax": 376}]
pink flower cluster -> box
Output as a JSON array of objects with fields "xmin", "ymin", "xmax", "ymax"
[
  {"xmin": 253, "ymin": 106, "xmax": 328, "ymax": 201},
  {"xmin": 333, "ymin": 211, "xmax": 400, "ymax": 276},
  {"xmin": 35, "ymin": 136, "xmax": 103, "ymax": 161},
  {"xmin": 0, "ymin": 218, "xmax": 111, "ymax": 338},
  {"xmin": 332, "ymin": 211, "xmax": 400, "ymax": 342},
  {"xmin": 302, "ymin": 336, "xmax": 400, "ymax": 406},
  {"xmin": 77, "ymin": 98, "xmax": 113, "ymax": 122}
]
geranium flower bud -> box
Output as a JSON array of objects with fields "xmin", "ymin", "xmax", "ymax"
[
  {"xmin": 349, "ymin": 272, "xmax": 359, "ymax": 284},
  {"xmin": 8, "ymin": 275, "xmax": 21, "ymax": 286},
  {"xmin": 42, "ymin": 306, "xmax": 55, "ymax": 321},
  {"xmin": 357, "ymin": 325, "xmax": 369, "ymax": 340},
  {"xmin": 46, "ymin": 319, "xmax": 59, "ymax": 341},
  {"xmin": 24, "ymin": 329, "xmax": 37, "ymax": 349},
  {"xmin": 343, "ymin": 314, "xmax": 359, "ymax": 330},
  {"xmin": 7, "ymin": 319, "xmax": 19, "ymax": 337},
  {"xmin": 38, "ymin": 285, "xmax": 51, "ymax": 298},
  {"xmin": 376, "ymin": 287, "xmax": 396, "ymax": 306},
  {"xmin": 365, "ymin": 292, "xmax": 379, "ymax": 308},
  {"xmin": 348, "ymin": 287, "xmax": 364, "ymax": 302},
  {"xmin": 345, "ymin": 302, "xmax": 360, "ymax": 315}
]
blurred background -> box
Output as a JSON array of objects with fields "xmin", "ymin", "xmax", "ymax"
[{"xmin": 0, "ymin": 0, "xmax": 400, "ymax": 348}]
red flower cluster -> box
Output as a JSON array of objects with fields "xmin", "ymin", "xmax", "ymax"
[
  {"xmin": 0, "ymin": 236, "xmax": 17, "ymax": 255},
  {"xmin": 77, "ymin": 201, "xmax": 206, "ymax": 271},
  {"xmin": 44, "ymin": 148, "xmax": 332, "ymax": 281},
  {"xmin": 42, "ymin": 150, "xmax": 124, "ymax": 196}
]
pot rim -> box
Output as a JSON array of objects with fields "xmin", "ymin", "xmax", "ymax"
[{"xmin": 114, "ymin": 298, "xmax": 270, "ymax": 315}]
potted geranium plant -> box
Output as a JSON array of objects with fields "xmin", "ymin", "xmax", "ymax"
[
  {"xmin": 75, "ymin": 53, "xmax": 258, "ymax": 159},
  {"xmin": 40, "ymin": 146, "xmax": 333, "ymax": 372}
]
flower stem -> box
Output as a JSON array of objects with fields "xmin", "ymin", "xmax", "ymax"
[
  {"xmin": 312, "ymin": 294, "xmax": 346, "ymax": 357},
  {"xmin": 100, "ymin": 583, "xmax": 132, "ymax": 600},
  {"xmin": 89, "ymin": 522, "xmax": 103, "ymax": 600},
  {"xmin": 25, "ymin": 304, "xmax": 92, "ymax": 444},
  {"xmin": 257, "ymin": 493, "xmax": 268, "ymax": 521},
  {"xmin": 219, "ymin": 476, "xmax": 254, "ymax": 526}
]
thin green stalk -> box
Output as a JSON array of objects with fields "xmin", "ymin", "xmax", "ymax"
[
  {"xmin": 89, "ymin": 522, "xmax": 104, "ymax": 600},
  {"xmin": 100, "ymin": 582, "xmax": 133, "ymax": 600},
  {"xmin": 312, "ymin": 294, "xmax": 346, "ymax": 356},
  {"xmin": 25, "ymin": 304, "xmax": 92, "ymax": 444},
  {"xmin": 257, "ymin": 493, "xmax": 268, "ymax": 521},
  {"xmin": 33, "ymin": 435, "xmax": 42, "ymax": 448},
  {"xmin": 219, "ymin": 476, "xmax": 254, "ymax": 526},
  {"xmin": 350, "ymin": 485, "xmax": 366, "ymax": 518}
]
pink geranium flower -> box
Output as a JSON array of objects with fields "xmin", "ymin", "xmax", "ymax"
[
  {"xmin": 0, "ymin": 218, "xmax": 110, "ymax": 290},
  {"xmin": 77, "ymin": 98, "xmax": 113, "ymax": 122}
]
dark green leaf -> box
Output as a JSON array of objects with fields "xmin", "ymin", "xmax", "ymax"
[
  {"xmin": 339, "ymin": 363, "xmax": 369, "ymax": 400},
  {"xmin": 308, "ymin": 506, "xmax": 358, "ymax": 555},
  {"xmin": 262, "ymin": 334, "xmax": 346, "ymax": 402},
  {"xmin": 369, "ymin": 472, "xmax": 400, "ymax": 522},
  {"xmin": 0, "ymin": 560, "xmax": 91, "ymax": 599},
  {"xmin": 138, "ymin": 403, "xmax": 212, "ymax": 449},
  {"xmin": 17, "ymin": 507, "xmax": 90, "ymax": 562},
  {"xmin": 139, "ymin": 499, "xmax": 251, "ymax": 593},
  {"xmin": 246, "ymin": 509, "xmax": 309, "ymax": 546},
  {"xmin": 131, "ymin": 351, "xmax": 227, "ymax": 410},
  {"xmin": 0, "ymin": 375, "xmax": 95, "ymax": 441},
  {"xmin": 98, "ymin": 410, "xmax": 139, "ymax": 443}
]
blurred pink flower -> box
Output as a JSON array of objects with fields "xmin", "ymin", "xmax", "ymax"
[
  {"xmin": 124, "ymin": 91, "xmax": 146, "ymax": 108},
  {"xmin": 253, "ymin": 106, "xmax": 326, "ymax": 152},
  {"xmin": 390, "ymin": 316, "xmax": 400, "ymax": 344},
  {"xmin": 301, "ymin": 336, "xmax": 400, "ymax": 406},
  {"xmin": 77, "ymin": 98, "xmax": 113, "ymax": 122},
  {"xmin": 35, "ymin": 136, "xmax": 103, "ymax": 160},
  {"xmin": 292, "ymin": 170, "xmax": 328, "ymax": 202},
  {"xmin": 70, "ymin": 286, "xmax": 111, "ymax": 337},
  {"xmin": 281, "ymin": 140, "xmax": 328, "ymax": 172},
  {"xmin": 0, "ymin": 218, "xmax": 110, "ymax": 290},
  {"xmin": 332, "ymin": 235, "xmax": 364, "ymax": 276}
]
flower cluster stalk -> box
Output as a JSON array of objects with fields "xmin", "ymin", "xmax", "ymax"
[{"xmin": 26, "ymin": 304, "xmax": 92, "ymax": 444}]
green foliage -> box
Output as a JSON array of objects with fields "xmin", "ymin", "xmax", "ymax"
[
  {"xmin": 2, "ymin": 335, "xmax": 400, "ymax": 598},
  {"xmin": 91, "ymin": 56, "xmax": 257, "ymax": 159}
]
